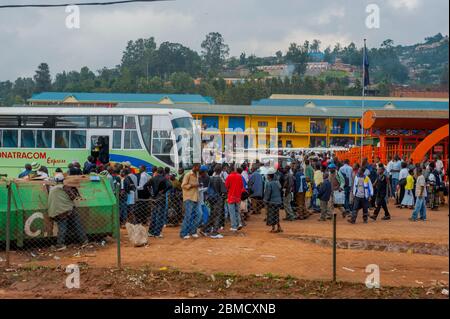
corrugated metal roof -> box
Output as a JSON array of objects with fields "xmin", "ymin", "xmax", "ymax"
[
  {"xmin": 252, "ymin": 98, "xmax": 449, "ymax": 110},
  {"xmin": 118, "ymin": 103, "xmax": 365, "ymax": 118},
  {"xmin": 369, "ymin": 109, "xmax": 449, "ymax": 119},
  {"xmin": 28, "ymin": 92, "xmax": 213, "ymax": 104}
]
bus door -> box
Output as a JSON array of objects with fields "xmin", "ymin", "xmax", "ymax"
[{"xmin": 88, "ymin": 130, "xmax": 112, "ymax": 164}]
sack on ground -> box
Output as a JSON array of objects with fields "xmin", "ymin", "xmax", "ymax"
[
  {"xmin": 333, "ymin": 191, "xmax": 345, "ymax": 205},
  {"xmin": 125, "ymin": 222, "xmax": 148, "ymax": 247}
]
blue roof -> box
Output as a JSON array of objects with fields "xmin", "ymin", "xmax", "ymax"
[
  {"xmin": 309, "ymin": 52, "xmax": 325, "ymax": 61},
  {"xmin": 252, "ymin": 98, "xmax": 449, "ymax": 110},
  {"xmin": 29, "ymin": 92, "xmax": 213, "ymax": 104}
]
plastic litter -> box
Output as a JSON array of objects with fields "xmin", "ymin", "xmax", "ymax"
[{"xmin": 260, "ymin": 255, "xmax": 276, "ymax": 259}]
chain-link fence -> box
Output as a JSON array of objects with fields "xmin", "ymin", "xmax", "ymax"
[
  {"xmin": 1, "ymin": 174, "xmax": 448, "ymax": 292},
  {"xmin": 0, "ymin": 177, "xmax": 121, "ymax": 269}
]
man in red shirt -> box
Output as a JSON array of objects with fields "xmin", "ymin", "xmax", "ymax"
[{"xmin": 225, "ymin": 167, "xmax": 244, "ymax": 232}]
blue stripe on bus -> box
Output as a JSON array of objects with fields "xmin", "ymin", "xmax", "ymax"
[{"xmin": 109, "ymin": 154, "xmax": 153, "ymax": 172}]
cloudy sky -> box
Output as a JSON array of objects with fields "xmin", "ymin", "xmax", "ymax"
[{"xmin": 0, "ymin": 0, "xmax": 448, "ymax": 81}]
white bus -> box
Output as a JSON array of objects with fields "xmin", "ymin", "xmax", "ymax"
[{"xmin": 0, "ymin": 107, "xmax": 196, "ymax": 176}]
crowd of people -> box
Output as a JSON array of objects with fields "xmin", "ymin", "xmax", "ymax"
[{"xmin": 16, "ymin": 151, "xmax": 448, "ymax": 247}]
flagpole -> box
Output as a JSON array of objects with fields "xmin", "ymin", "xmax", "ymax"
[{"xmin": 361, "ymin": 39, "xmax": 367, "ymax": 165}]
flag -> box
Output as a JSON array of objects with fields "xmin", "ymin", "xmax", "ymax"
[{"xmin": 363, "ymin": 43, "xmax": 370, "ymax": 87}]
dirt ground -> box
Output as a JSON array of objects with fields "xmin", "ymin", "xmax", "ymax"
[
  {"xmin": 0, "ymin": 267, "xmax": 448, "ymax": 299},
  {"xmin": 1, "ymin": 204, "xmax": 449, "ymax": 298}
]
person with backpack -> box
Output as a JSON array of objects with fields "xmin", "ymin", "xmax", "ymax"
[
  {"xmin": 328, "ymin": 163, "xmax": 345, "ymax": 216},
  {"xmin": 427, "ymin": 162, "xmax": 441, "ymax": 211},
  {"xmin": 368, "ymin": 163, "xmax": 379, "ymax": 209},
  {"xmin": 370, "ymin": 165, "xmax": 391, "ymax": 221},
  {"xmin": 83, "ymin": 156, "xmax": 97, "ymax": 175},
  {"xmin": 294, "ymin": 167, "xmax": 310, "ymax": 220},
  {"xmin": 203, "ymin": 164, "xmax": 227, "ymax": 239},
  {"xmin": 317, "ymin": 172, "xmax": 332, "ymax": 222},
  {"xmin": 197, "ymin": 166, "xmax": 211, "ymax": 232},
  {"xmin": 390, "ymin": 155, "xmax": 402, "ymax": 202},
  {"xmin": 148, "ymin": 167, "xmax": 172, "ymax": 238},
  {"xmin": 264, "ymin": 168, "xmax": 283, "ymax": 233},
  {"xmin": 248, "ymin": 164, "xmax": 264, "ymax": 215},
  {"xmin": 339, "ymin": 159, "xmax": 353, "ymax": 215},
  {"xmin": 119, "ymin": 168, "xmax": 136, "ymax": 226},
  {"xmin": 282, "ymin": 166, "xmax": 296, "ymax": 221},
  {"xmin": 312, "ymin": 163, "xmax": 323, "ymax": 213},
  {"xmin": 348, "ymin": 168, "xmax": 373, "ymax": 224}
]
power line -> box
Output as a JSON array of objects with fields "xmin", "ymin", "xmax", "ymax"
[{"xmin": 0, "ymin": 0, "xmax": 169, "ymax": 9}]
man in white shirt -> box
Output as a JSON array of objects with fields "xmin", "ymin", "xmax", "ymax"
[{"xmin": 137, "ymin": 165, "xmax": 149, "ymax": 192}]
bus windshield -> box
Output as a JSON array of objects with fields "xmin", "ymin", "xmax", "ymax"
[{"xmin": 171, "ymin": 117, "xmax": 194, "ymax": 170}]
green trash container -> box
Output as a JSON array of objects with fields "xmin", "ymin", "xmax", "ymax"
[{"xmin": 0, "ymin": 176, "xmax": 118, "ymax": 247}]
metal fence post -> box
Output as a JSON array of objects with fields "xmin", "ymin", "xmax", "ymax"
[
  {"xmin": 5, "ymin": 182, "xmax": 12, "ymax": 268},
  {"xmin": 115, "ymin": 189, "xmax": 121, "ymax": 269},
  {"xmin": 332, "ymin": 213, "xmax": 337, "ymax": 283}
]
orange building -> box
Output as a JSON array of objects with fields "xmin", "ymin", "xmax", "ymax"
[{"xmin": 362, "ymin": 109, "xmax": 449, "ymax": 165}]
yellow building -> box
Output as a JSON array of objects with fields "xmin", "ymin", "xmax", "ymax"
[{"xmin": 188, "ymin": 106, "xmax": 364, "ymax": 149}]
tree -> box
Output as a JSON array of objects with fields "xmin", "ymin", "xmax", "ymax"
[
  {"xmin": 285, "ymin": 43, "xmax": 309, "ymax": 76},
  {"xmin": 13, "ymin": 77, "xmax": 35, "ymax": 99},
  {"xmin": 227, "ymin": 57, "xmax": 240, "ymax": 69},
  {"xmin": 275, "ymin": 50, "xmax": 283, "ymax": 63},
  {"xmin": 155, "ymin": 42, "xmax": 202, "ymax": 79},
  {"xmin": 170, "ymin": 72, "xmax": 195, "ymax": 93},
  {"xmin": 334, "ymin": 43, "xmax": 342, "ymax": 53},
  {"xmin": 324, "ymin": 46, "xmax": 333, "ymax": 63},
  {"xmin": 121, "ymin": 37, "xmax": 157, "ymax": 79},
  {"xmin": 311, "ymin": 39, "xmax": 321, "ymax": 53},
  {"xmin": 201, "ymin": 32, "xmax": 230, "ymax": 76},
  {"xmin": 34, "ymin": 63, "xmax": 51, "ymax": 93},
  {"xmin": 425, "ymin": 33, "xmax": 444, "ymax": 44},
  {"xmin": 53, "ymin": 71, "xmax": 68, "ymax": 91},
  {"xmin": 381, "ymin": 39, "xmax": 394, "ymax": 49},
  {"xmin": 239, "ymin": 52, "xmax": 247, "ymax": 65}
]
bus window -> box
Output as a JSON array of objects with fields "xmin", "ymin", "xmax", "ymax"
[
  {"xmin": 125, "ymin": 116, "xmax": 136, "ymax": 129},
  {"xmin": 124, "ymin": 130, "xmax": 141, "ymax": 149},
  {"xmin": 21, "ymin": 130, "xmax": 52, "ymax": 148},
  {"xmin": 37, "ymin": 131, "xmax": 52, "ymax": 148},
  {"xmin": 113, "ymin": 130, "xmax": 122, "ymax": 149},
  {"xmin": 0, "ymin": 116, "xmax": 20, "ymax": 127},
  {"xmin": 21, "ymin": 130, "xmax": 36, "ymax": 148},
  {"xmin": 1, "ymin": 130, "xmax": 18, "ymax": 148},
  {"xmin": 139, "ymin": 116, "xmax": 152, "ymax": 153},
  {"xmin": 89, "ymin": 116, "xmax": 98, "ymax": 128},
  {"xmin": 113, "ymin": 116, "xmax": 123, "ymax": 128},
  {"xmin": 152, "ymin": 120, "xmax": 174, "ymax": 166},
  {"xmin": 172, "ymin": 117, "xmax": 194, "ymax": 169},
  {"xmin": 22, "ymin": 116, "xmax": 54, "ymax": 128},
  {"xmin": 55, "ymin": 116, "xmax": 87, "ymax": 128},
  {"xmin": 98, "ymin": 116, "xmax": 112, "ymax": 128},
  {"xmin": 55, "ymin": 131, "xmax": 70, "ymax": 148},
  {"xmin": 71, "ymin": 130, "xmax": 87, "ymax": 149}
]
